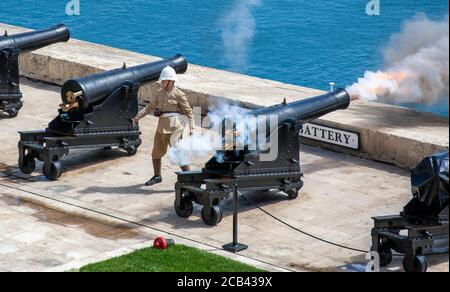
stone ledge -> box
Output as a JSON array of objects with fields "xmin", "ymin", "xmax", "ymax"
[{"xmin": 1, "ymin": 23, "xmax": 448, "ymax": 169}]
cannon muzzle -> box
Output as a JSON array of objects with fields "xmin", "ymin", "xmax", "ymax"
[
  {"xmin": 61, "ymin": 54, "xmax": 188, "ymax": 109},
  {"xmin": 250, "ymin": 88, "xmax": 350, "ymax": 125},
  {"xmin": 0, "ymin": 24, "xmax": 70, "ymax": 52}
]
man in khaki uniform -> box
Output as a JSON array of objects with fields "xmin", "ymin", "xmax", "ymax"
[{"xmin": 133, "ymin": 66, "xmax": 194, "ymax": 186}]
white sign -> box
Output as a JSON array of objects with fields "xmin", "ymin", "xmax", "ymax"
[{"xmin": 300, "ymin": 123, "xmax": 359, "ymax": 150}]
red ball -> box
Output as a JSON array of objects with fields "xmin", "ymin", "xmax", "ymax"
[{"xmin": 153, "ymin": 237, "xmax": 174, "ymax": 250}]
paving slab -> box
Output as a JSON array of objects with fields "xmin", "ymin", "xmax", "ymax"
[
  {"xmin": 0, "ymin": 81, "xmax": 448, "ymax": 272},
  {"xmin": 0, "ymin": 179, "xmax": 283, "ymax": 272}
]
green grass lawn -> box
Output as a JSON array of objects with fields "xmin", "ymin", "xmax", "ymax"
[{"xmin": 80, "ymin": 245, "xmax": 265, "ymax": 272}]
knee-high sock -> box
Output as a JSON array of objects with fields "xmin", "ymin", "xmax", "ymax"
[{"xmin": 153, "ymin": 159, "xmax": 162, "ymax": 177}]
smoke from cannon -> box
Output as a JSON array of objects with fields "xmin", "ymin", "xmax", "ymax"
[
  {"xmin": 220, "ymin": 0, "xmax": 262, "ymax": 72},
  {"xmin": 347, "ymin": 14, "xmax": 449, "ymax": 105}
]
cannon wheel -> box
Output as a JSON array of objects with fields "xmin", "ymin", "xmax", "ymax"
[
  {"xmin": 125, "ymin": 146, "xmax": 138, "ymax": 156},
  {"xmin": 175, "ymin": 195, "xmax": 194, "ymax": 218},
  {"xmin": 43, "ymin": 161, "xmax": 63, "ymax": 181},
  {"xmin": 286, "ymin": 188, "xmax": 300, "ymax": 200},
  {"xmin": 201, "ymin": 205, "xmax": 223, "ymax": 226},
  {"xmin": 19, "ymin": 154, "xmax": 36, "ymax": 174},
  {"xmin": 403, "ymin": 255, "xmax": 428, "ymax": 273},
  {"xmin": 377, "ymin": 242, "xmax": 393, "ymax": 267},
  {"xmin": 7, "ymin": 109, "xmax": 18, "ymax": 118}
]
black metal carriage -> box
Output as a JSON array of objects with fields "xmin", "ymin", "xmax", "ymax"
[
  {"xmin": 371, "ymin": 152, "xmax": 449, "ymax": 272},
  {"xmin": 175, "ymin": 89, "xmax": 351, "ymax": 226}
]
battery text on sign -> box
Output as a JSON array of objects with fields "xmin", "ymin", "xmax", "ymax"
[{"xmin": 300, "ymin": 123, "xmax": 359, "ymax": 150}]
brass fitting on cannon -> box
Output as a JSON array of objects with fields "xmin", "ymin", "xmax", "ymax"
[{"xmin": 60, "ymin": 91, "xmax": 82, "ymax": 112}]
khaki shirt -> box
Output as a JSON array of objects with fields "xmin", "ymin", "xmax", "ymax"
[{"xmin": 136, "ymin": 86, "xmax": 195, "ymax": 134}]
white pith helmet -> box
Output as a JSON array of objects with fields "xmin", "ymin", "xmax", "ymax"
[{"xmin": 159, "ymin": 66, "xmax": 179, "ymax": 82}]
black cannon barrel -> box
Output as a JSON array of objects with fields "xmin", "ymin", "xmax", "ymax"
[
  {"xmin": 61, "ymin": 54, "xmax": 188, "ymax": 108},
  {"xmin": 0, "ymin": 24, "xmax": 70, "ymax": 52},
  {"xmin": 250, "ymin": 88, "xmax": 350, "ymax": 125}
]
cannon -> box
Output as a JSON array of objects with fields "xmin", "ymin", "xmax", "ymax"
[
  {"xmin": 0, "ymin": 24, "xmax": 70, "ymax": 117},
  {"xmin": 174, "ymin": 88, "xmax": 351, "ymax": 226},
  {"xmin": 371, "ymin": 152, "xmax": 449, "ymax": 272},
  {"xmin": 18, "ymin": 55, "xmax": 188, "ymax": 180}
]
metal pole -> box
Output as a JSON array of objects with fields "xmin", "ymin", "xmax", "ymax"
[
  {"xmin": 233, "ymin": 181, "xmax": 238, "ymax": 245},
  {"xmin": 223, "ymin": 179, "xmax": 248, "ymax": 253}
]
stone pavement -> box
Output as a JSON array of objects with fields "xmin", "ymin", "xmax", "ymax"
[
  {"xmin": 0, "ymin": 80, "xmax": 448, "ymax": 272},
  {"xmin": 0, "ymin": 193, "xmax": 285, "ymax": 272},
  {"xmin": 0, "ymin": 193, "xmax": 146, "ymax": 272}
]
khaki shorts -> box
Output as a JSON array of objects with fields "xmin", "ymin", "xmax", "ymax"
[{"xmin": 151, "ymin": 130, "xmax": 183, "ymax": 159}]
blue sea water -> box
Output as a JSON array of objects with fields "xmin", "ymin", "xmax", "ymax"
[{"xmin": 1, "ymin": 0, "xmax": 448, "ymax": 116}]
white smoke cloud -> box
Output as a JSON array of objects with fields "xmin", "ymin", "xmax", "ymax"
[
  {"xmin": 168, "ymin": 103, "xmax": 251, "ymax": 166},
  {"xmin": 220, "ymin": 0, "xmax": 262, "ymax": 72},
  {"xmin": 347, "ymin": 14, "xmax": 449, "ymax": 104}
]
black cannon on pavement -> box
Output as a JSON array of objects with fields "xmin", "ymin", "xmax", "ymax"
[
  {"xmin": 175, "ymin": 88, "xmax": 351, "ymax": 226},
  {"xmin": 18, "ymin": 55, "xmax": 188, "ymax": 180},
  {"xmin": 371, "ymin": 151, "xmax": 449, "ymax": 272},
  {"xmin": 0, "ymin": 24, "xmax": 70, "ymax": 117}
]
